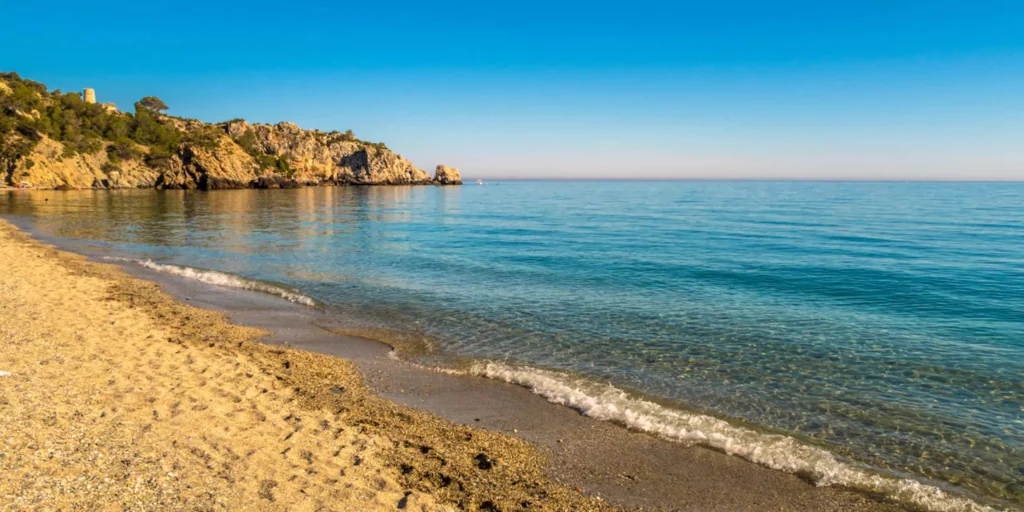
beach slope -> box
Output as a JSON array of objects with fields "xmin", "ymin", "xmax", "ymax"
[{"xmin": 0, "ymin": 219, "xmax": 603, "ymax": 510}]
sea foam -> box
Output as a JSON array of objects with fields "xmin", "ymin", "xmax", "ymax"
[
  {"xmin": 463, "ymin": 361, "xmax": 999, "ymax": 512},
  {"xmin": 104, "ymin": 257, "xmax": 317, "ymax": 307}
]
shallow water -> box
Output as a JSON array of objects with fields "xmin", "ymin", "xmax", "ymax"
[{"xmin": 3, "ymin": 182, "xmax": 1022, "ymax": 509}]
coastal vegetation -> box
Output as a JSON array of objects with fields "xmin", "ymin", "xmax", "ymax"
[
  {"xmin": 0, "ymin": 73, "xmax": 177, "ymax": 161},
  {"xmin": 0, "ymin": 71, "xmax": 460, "ymax": 189}
]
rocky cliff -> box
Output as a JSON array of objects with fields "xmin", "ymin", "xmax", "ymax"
[
  {"xmin": 0, "ymin": 72, "xmax": 460, "ymax": 190},
  {"xmin": 226, "ymin": 120, "xmax": 434, "ymax": 186},
  {"xmin": 4, "ymin": 135, "xmax": 161, "ymax": 189}
]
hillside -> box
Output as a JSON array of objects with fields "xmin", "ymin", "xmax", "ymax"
[{"xmin": 0, "ymin": 72, "xmax": 461, "ymax": 189}]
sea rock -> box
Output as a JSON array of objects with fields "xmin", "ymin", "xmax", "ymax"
[{"xmin": 433, "ymin": 165, "xmax": 462, "ymax": 185}]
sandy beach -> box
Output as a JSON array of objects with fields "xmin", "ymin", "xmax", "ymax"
[
  {"xmin": 0, "ymin": 217, "xmax": 914, "ymax": 511},
  {"xmin": 0, "ymin": 219, "xmax": 604, "ymax": 511},
  {"xmin": 3, "ymin": 6, "xmax": 1023, "ymax": 510}
]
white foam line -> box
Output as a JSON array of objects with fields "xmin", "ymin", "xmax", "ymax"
[
  {"xmin": 461, "ymin": 361, "xmax": 1000, "ymax": 512},
  {"xmin": 104, "ymin": 257, "xmax": 316, "ymax": 307}
]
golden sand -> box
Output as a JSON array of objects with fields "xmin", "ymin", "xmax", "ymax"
[{"xmin": 0, "ymin": 220, "xmax": 604, "ymax": 511}]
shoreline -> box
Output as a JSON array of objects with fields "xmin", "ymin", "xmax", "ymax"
[
  {"xmin": 1, "ymin": 181, "xmax": 462, "ymax": 192},
  {"xmin": 0, "ymin": 219, "xmax": 598, "ymax": 510},
  {"xmin": 0, "ymin": 217, "xmax": 932, "ymax": 511}
]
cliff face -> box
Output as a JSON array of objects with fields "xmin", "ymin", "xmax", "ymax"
[
  {"xmin": 0, "ymin": 73, "xmax": 460, "ymax": 190},
  {"xmin": 9, "ymin": 135, "xmax": 109, "ymax": 189},
  {"xmin": 4, "ymin": 135, "xmax": 162, "ymax": 190},
  {"xmin": 226, "ymin": 121, "xmax": 433, "ymax": 186},
  {"xmin": 155, "ymin": 131, "xmax": 262, "ymax": 190}
]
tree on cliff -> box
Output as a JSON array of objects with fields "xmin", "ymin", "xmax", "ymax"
[{"xmin": 138, "ymin": 96, "xmax": 169, "ymax": 114}]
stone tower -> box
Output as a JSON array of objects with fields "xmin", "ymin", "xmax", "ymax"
[{"xmin": 83, "ymin": 88, "xmax": 96, "ymax": 104}]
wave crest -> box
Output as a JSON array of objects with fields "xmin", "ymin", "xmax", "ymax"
[
  {"xmin": 466, "ymin": 361, "xmax": 998, "ymax": 512},
  {"xmin": 104, "ymin": 257, "xmax": 316, "ymax": 307}
]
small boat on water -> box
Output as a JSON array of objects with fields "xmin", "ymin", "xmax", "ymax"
[{"xmin": 476, "ymin": 179, "xmax": 483, "ymax": 185}]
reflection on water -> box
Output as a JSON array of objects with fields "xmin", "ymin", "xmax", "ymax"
[
  {"xmin": 2, "ymin": 182, "xmax": 1022, "ymax": 508},
  {"xmin": 3, "ymin": 187, "xmax": 454, "ymax": 255}
]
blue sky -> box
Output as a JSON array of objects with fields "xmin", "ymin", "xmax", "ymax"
[{"xmin": 3, "ymin": 1, "xmax": 1023, "ymax": 180}]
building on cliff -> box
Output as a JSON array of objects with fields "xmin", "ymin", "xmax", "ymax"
[{"xmin": 82, "ymin": 87, "xmax": 117, "ymax": 112}]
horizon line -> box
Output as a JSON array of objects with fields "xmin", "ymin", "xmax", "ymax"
[{"xmin": 465, "ymin": 178, "xmax": 1024, "ymax": 183}]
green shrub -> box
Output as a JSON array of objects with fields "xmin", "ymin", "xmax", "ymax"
[
  {"xmin": 234, "ymin": 129, "xmax": 259, "ymax": 153},
  {"xmin": 182, "ymin": 124, "xmax": 222, "ymax": 150},
  {"xmin": 138, "ymin": 96, "xmax": 169, "ymax": 113},
  {"xmin": 145, "ymin": 146, "xmax": 176, "ymax": 170},
  {"xmin": 107, "ymin": 140, "xmax": 143, "ymax": 161}
]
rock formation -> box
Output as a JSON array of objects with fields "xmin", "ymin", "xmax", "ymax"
[
  {"xmin": 433, "ymin": 165, "xmax": 462, "ymax": 185},
  {"xmin": 225, "ymin": 121, "xmax": 434, "ymax": 186},
  {"xmin": 0, "ymin": 72, "xmax": 462, "ymax": 190},
  {"xmin": 3, "ymin": 134, "xmax": 162, "ymax": 189}
]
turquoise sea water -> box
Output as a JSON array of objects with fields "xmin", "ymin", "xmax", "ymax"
[{"xmin": 3, "ymin": 182, "xmax": 1022, "ymax": 510}]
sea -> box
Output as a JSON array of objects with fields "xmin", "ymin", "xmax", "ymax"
[{"xmin": 2, "ymin": 181, "xmax": 1021, "ymax": 511}]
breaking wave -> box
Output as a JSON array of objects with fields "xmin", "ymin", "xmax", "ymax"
[
  {"xmin": 104, "ymin": 257, "xmax": 317, "ymax": 307},
  {"xmin": 462, "ymin": 361, "xmax": 999, "ymax": 512}
]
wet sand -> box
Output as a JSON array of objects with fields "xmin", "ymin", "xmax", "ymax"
[
  {"xmin": 0, "ymin": 220, "xmax": 602, "ymax": 511},
  {"xmin": 1, "ymin": 218, "xmax": 904, "ymax": 511}
]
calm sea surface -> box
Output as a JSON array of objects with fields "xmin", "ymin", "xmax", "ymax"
[{"xmin": 3, "ymin": 181, "xmax": 1022, "ymax": 508}]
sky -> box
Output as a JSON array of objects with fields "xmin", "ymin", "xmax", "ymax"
[{"xmin": 2, "ymin": 1, "xmax": 1023, "ymax": 180}]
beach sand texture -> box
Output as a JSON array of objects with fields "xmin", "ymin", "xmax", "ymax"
[{"xmin": 0, "ymin": 220, "xmax": 605, "ymax": 511}]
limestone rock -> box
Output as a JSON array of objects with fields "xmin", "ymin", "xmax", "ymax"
[
  {"xmin": 112, "ymin": 159, "xmax": 161, "ymax": 189},
  {"xmin": 4, "ymin": 134, "xmax": 163, "ymax": 190},
  {"xmin": 153, "ymin": 154, "xmax": 194, "ymax": 189},
  {"xmin": 433, "ymin": 165, "xmax": 462, "ymax": 185},
  {"xmin": 231, "ymin": 121, "xmax": 431, "ymax": 185},
  {"xmin": 7, "ymin": 136, "xmax": 104, "ymax": 189},
  {"xmin": 339, "ymin": 148, "xmax": 431, "ymax": 185},
  {"xmin": 254, "ymin": 175, "xmax": 301, "ymax": 189},
  {"xmin": 224, "ymin": 119, "xmax": 250, "ymax": 139},
  {"xmin": 179, "ymin": 136, "xmax": 261, "ymax": 190},
  {"xmin": 3, "ymin": 109, "xmax": 445, "ymax": 189}
]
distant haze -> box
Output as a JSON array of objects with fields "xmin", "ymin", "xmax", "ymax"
[{"xmin": 4, "ymin": 1, "xmax": 1023, "ymax": 181}]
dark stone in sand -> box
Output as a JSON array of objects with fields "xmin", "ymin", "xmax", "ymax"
[{"xmin": 475, "ymin": 453, "xmax": 495, "ymax": 470}]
